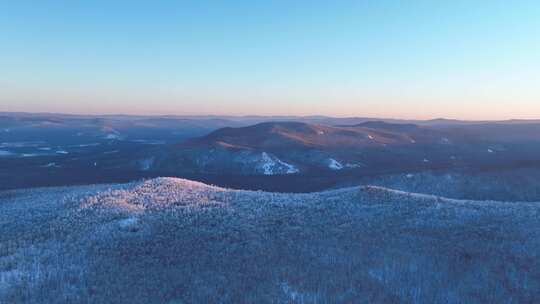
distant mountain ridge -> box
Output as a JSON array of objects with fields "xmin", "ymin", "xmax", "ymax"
[
  {"xmin": 3, "ymin": 111, "xmax": 540, "ymax": 126},
  {"xmin": 183, "ymin": 121, "xmax": 439, "ymax": 150},
  {"xmin": 148, "ymin": 119, "xmax": 540, "ymax": 176},
  {"xmin": 3, "ymin": 111, "xmax": 540, "ymax": 188},
  {"xmin": 150, "ymin": 121, "xmax": 452, "ymax": 175}
]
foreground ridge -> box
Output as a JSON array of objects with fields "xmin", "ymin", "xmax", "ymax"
[{"xmin": 1, "ymin": 177, "xmax": 539, "ymax": 303}]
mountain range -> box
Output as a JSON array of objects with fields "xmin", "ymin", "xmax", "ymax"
[
  {"xmin": 3, "ymin": 112, "xmax": 540, "ymax": 195},
  {"xmin": 148, "ymin": 120, "xmax": 540, "ymax": 176}
]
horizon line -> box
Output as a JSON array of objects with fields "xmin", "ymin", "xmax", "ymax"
[{"xmin": 1, "ymin": 110, "xmax": 539, "ymax": 122}]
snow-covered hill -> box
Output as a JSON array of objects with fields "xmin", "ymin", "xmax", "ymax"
[{"xmin": 1, "ymin": 178, "xmax": 539, "ymax": 303}]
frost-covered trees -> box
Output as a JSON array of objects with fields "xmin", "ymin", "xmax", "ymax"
[{"xmin": 1, "ymin": 177, "xmax": 539, "ymax": 303}]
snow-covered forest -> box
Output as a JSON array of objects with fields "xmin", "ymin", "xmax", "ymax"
[{"xmin": 1, "ymin": 177, "xmax": 539, "ymax": 303}]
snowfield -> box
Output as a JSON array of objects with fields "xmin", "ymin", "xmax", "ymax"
[
  {"xmin": 327, "ymin": 158, "xmax": 344, "ymax": 170},
  {"xmin": 1, "ymin": 177, "xmax": 539, "ymax": 303},
  {"xmin": 258, "ymin": 152, "xmax": 299, "ymax": 175}
]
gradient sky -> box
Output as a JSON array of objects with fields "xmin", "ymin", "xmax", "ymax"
[{"xmin": 1, "ymin": 1, "xmax": 539, "ymax": 119}]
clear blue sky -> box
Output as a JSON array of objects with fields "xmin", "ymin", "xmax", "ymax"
[{"xmin": 1, "ymin": 0, "xmax": 539, "ymax": 119}]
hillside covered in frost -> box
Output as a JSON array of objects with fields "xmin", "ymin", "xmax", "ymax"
[{"xmin": 1, "ymin": 177, "xmax": 539, "ymax": 303}]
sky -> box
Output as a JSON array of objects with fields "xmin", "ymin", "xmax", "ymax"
[{"xmin": 0, "ymin": 0, "xmax": 539, "ymax": 119}]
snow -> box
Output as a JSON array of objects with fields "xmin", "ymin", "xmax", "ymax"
[
  {"xmin": 69, "ymin": 143, "xmax": 100, "ymax": 148},
  {"xmin": 139, "ymin": 157, "xmax": 155, "ymax": 171},
  {"xmin": 130, "ymin": 139, "xmax": 166, "ymax": 145},
  {"xmin": 423, "ymin": 158, "xmax": 430, "ymax": 163},
  {"xmin": 361, "ymin": 185, "xmax": 466, "ymax": 203},
  {"xmin": 2, "ymin": 177, "xmax": 540, "ymax": 303},
  {"xmin": 487, "ymin": 149, "xmax": 494, "ymax": 153},
  {"xmin": 105, "ymin": 133, "xmax": 121, "ymax": 140},
  {"xmin": 259, "ymin": 152, "xmax": 299, "ymax": 175},
  {"xmin": 21, "ymin": 153, "xmax": 39, "ymax": 157},
  {"xmin": 260, "ymin": 152, "xmax": 275, "ymax": 175},
  {"xmin": 0, "ymin": 142, "xmax": 46, "ymax": 148},
  {"xmin": 0, "ymin": 150, "xmax": 14, "ymax": 157},
  {"xmin": 279, "ymin": 161, "xmax": 299, "ymax": 174},
  {"xmin": 56, "ymin": 150, "xmax": 69, "ymax": 155},
  {"xmin": 440, "ymin": 137, "xmax": 451, "ymax": 144},
  {"xmin": 280, "ymin": 282, "xmax": 315, "ymax": 302},
  {"xmin": 328, "ymin": 158, "xmax": 344, "ymax": 170},
  {"xmin": 41, "ymin": 162, "xmax": 60, "ymax": 168},
  {"xmin": 118, "ymin": 217, "xmax": 139, "ymax": 229}
]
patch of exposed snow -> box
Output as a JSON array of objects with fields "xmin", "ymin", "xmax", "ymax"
[
  {"xmin": 259, "ymin": 152, "xmax": 299, "ymax": 175},
  {"xmin": 423, "ymin": 158, "xmax": 430, "ymax": 163},
  {"xmin": 41, "ymin": 162, "xmax": 60, "ymax": 168},
  {"xmin": 130, "ymin": 139, "xmax": 166, "ymax": 145},
  {"xmin": 440, "ymin": 137, "xmax": 451, "ymax": 144},
  {"xmin": 279, "ymin": 162, "xmax": 299, "ymax": 174},
  {"xmin": 328, "ymin": 158, "xmax": 344, "ymax": 170},
  {"xmin": 261, "ymin": 153, "xmax": 275, "ymax": 175},
  {"xmin": 487, "ymin": 149, "xmax": 494, "ymax": 153},
  {"xmin": 0, "ymin": 141, "xmax": 46, "ymax": 148},
  {"xmin": 406, "ymin": 173, "xmax": 414, "ymax": 178},
  {"xmin": 118, "ymin": 217, "xmax": 139, "ymax": 229},
  {"xmin": 21, "ymin": 153, "xmax": 39, "ymax": 157},
  {"xmin": 69, "ymin": 143, "xmax": 100, "ymax": 148},
  {"xmin": 0, "ymin": 150, "xmax": 14, "ymax": 157},
  {"xmin": 280, "ymin": 282, "xmax": 317, "ymax": 302},
  {"xmin": 38, "ymin": 147, "xmax": 52, "ymax": 151},
  {"xmin": 281, "ymin": 282, "xmax": 303, "ymax": 301},
  {"xmin": 104, "ymin": 133, "xmax": 121, "ymax": 140},
  {"xmin": 139, "ymin": 157, "xmax": 155, "ymax": 171},
  {"xmin": 56, "ymin": 150, "xmax": 69, "ymax": 155},
  {"xmin": 345, "ymin": 163, "xmax": 363, "ymax": 169}
]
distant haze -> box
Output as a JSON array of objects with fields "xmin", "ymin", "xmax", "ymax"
[{"xmin": 1, "ymin": 1, "xmax": 539, "ymax": 119}]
